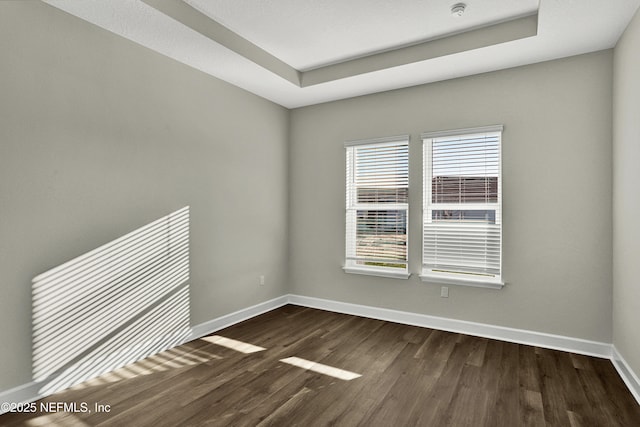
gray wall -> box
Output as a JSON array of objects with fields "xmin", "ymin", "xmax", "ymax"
[
  {"xmin": 1, "ymin": 0, "xmax": 630, "ymax": 397},
  {"xmin": 289, "ymin": 51, "xmax": 613, "ymax": 342},
  {"xmin": 613, "ymin": 7, "xmax": 640, "ymax": 377},
  {"xmin": 0, "ymin": 2, "xmax": 289, "ymax": 390}
]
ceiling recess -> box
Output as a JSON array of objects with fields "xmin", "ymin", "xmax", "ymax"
[{"xmin": 41, "ymin": 0, "xmax": 640, "ymax": 108}]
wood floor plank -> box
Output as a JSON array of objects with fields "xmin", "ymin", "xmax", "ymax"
[
  {"xmin": 519, "ymin": 344, "xmax": 542, "ymax": 393},
  {"xmin": 446, "ymin": 385, "xmax": 490, "ymax": 427},
  {"xmin": 536, "ymin": 348, "xmax": 573, "ymax": 427},
  {"xmin": 281, "ymin": 321, "xmax": 407, "ymax": 426},
  {"xmin": 569, "ymin": 352, "xmax": 597, "ymax": 371},
  {"xmin": 221, "ymin": 369, "xmax": 320, "ymax": 426},
  {"xmin": 254, "ymin": 386, "xmax": 315, "ymax": 427},
  {"xmin": 466, "ymin": 336, "xmax": 489, "ymax": 367},
  {"xmin": 485, "ymin": 341, "xmax": 520, "ymax": 427},
  {"xmin": 520, "ymin": 388, "xmax": 546, "ymax": 427},
  {"xmin": 210, "ymin": 313, "xmax": 373, "ymax": 425},
  {"xmin": 358, "ymin": 343, "xmax": 435, "ymax": 427},
  {"xmin": 413, "ymin": 329, "xmax": 458, "ymax": 378},
  {"xmin": 433, "ymin": 335, "xmax": 496, "ymax": 426},
  {"xmin": 554, "ymin": 350, "xmax": 599, "ymax": 426},
  {"xmin": 591, "ymin": 357, "xmax": 640, "ymax": 426},
  {"xmin": 315, "ymin": 325, "xmax": 412, "ymax": 426},
  {"xmin": 2, "ymin": 305, "xmax": 639, "ymax": 427}
]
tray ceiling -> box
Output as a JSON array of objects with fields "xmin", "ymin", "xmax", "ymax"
[{"xmin": 43, "ymin": 0, "xmax": 640, "ymax": 108}]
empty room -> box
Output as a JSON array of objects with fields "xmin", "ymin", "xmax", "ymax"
[{"xmin": 1, "ymin": 0, "xmax": 640, "ymax": 426}]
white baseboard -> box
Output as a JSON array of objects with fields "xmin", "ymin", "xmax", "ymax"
[
  {"xmin": 0, "ymin": 295, "xmax": 289, "ymax": 415},
  {"xmin": 287, "ymin": 294, "xmax": 612, "ymax": 358},
  {"xmin": 612, "ymin": 346, "xmax": 640, "ymax": 405},
  {"xmin": 3, "ymin": 293, "xmax": 639, "ymax": 414},
  {"xmin": 0, "ymin": 381, "xmax": 42, "ymax": 412},
  {"xmin": 290, "ymin": 294, "xmax": 638, "ymax": 405},
  {"xmin": 189, "ymin": 295, "xmax": 289, "ymax": 340}
]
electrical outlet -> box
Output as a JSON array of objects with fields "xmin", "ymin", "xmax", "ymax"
[
  {"xmin": 259, "ymin": 275, "xmax": 265, "ymax": 286},
  {"xmin": 440, "ymin": 286, "xmax": 449, "ymax": 298}
]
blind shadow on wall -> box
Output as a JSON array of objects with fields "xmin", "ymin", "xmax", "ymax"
[{"xmin": 31, "ymin": 206, "xmax": 191, "ymax": 396}]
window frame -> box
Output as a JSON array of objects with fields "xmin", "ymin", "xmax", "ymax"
[
  {"xmin": 420, "ymin": 125, "xmax": 504, "ymax": 289},
  {"xmin": 344, "ymin": 135, "xmax": 410, "ymax": 280}
]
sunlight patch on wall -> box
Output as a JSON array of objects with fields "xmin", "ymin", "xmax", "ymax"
[{"xmin": 32, "ymin": 206, "xmax": 191, "ymax": 395}]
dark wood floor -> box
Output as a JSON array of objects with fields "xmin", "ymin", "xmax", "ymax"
[{"xmin": 2, "ymin": 305, "xmax": 639, "ymax": 426}]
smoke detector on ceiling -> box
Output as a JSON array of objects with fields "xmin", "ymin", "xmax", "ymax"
[{"xmin": 451, "ymin": 3, "xmax": 467, "ymax": 17}]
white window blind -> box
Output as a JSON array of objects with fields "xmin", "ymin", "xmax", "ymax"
[
  {"xmin": 345, "ymin": 136, "xmax": 409, "ymax": 278},
  {"xmin": 422, "ymin": 126, "xmax": 503, "ymax": 286}
]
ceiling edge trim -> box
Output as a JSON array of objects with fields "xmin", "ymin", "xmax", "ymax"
[
  {"xmin": 143, "ymin": 1, "xmax": 538, "ymax": 89},
  {"xmin": 301, "ymin": 13, "xmax": 539, "ymax": 87},
  {"xmin": 142, "ymin": 0, "xmax": 301, "ymax": 86}
]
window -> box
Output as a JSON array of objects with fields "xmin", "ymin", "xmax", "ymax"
[
  {"xmin": 344, "ymin": 136, "xmax": 410, "ymax": 279},
  {"xmin": 422, "ymin": 126, "xmax": 503, "ymax": 288}
]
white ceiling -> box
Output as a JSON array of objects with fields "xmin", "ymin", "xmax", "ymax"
[
  {"xmin": 184, "ymin": 0, "xmax": 539, "ymax": 71},
  {"xmin": 44, "ymin": 0, "xmax": 640, "ymax": 108}
]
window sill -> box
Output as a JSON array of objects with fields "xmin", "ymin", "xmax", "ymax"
[
  {"xmin": 420, "ymin": 273, "xmax": 504, "ymax": 289},
  {"xmin": 343, "ymin": 266, "xmax": 411, "ymax": 280}
]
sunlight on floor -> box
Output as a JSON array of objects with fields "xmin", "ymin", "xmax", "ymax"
[
  {"xmin": 201, "ymin": 335, "xmax": 266, "ymax": 354},
  {"xmin": 69, "ymin": 345, "xmax": 221, "ymax": 390},
  {"xmin": 25, "ymin": 411, "xmax": 90, "ymax": 427},
  {"xmin": 280, "ymin": 356, "xmax": 361, "ymax": 380}
]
